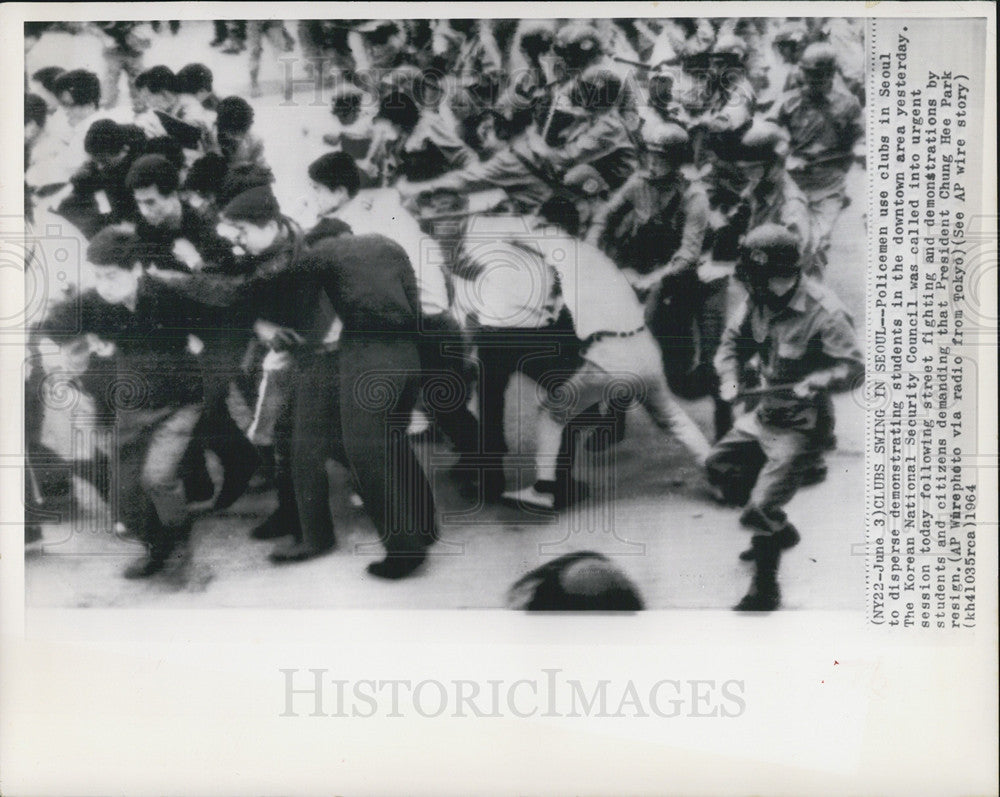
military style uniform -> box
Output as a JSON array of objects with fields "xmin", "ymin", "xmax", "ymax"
[
  {"xmin": 707, "ymin": 276, "xmax": 863, "ymax": 530},
  {"xmin": 773, "ymin": 85, "xmax": 863, "ymax": 275}
]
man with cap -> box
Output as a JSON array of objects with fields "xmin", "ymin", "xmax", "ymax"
[
  {"xmin": 32, "ymin": 225, "xmax": 232, "ymax": 579},
  {"xmin": 156, "ymin": 183, "xmax": 439, "ymax": 578},
  {"xmin": 706, "ymin": 224, "xmax": 863, "ymax": 610},
  {"xmin": 147, "ymin": 181, "xmax": 324, "ymax": 554},
  {"xmin": 772, "ymin": 42, "xmax": 864, "ymax": 277}
]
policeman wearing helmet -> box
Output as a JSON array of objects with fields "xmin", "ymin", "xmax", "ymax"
[{"xmin": 707, "ymin": 223, "xmax": 863, "ymax": 611}]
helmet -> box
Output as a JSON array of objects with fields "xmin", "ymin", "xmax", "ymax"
[
  {"xmin": 563, "ymin": 163, "xmax": 610, "ymax": 198},
  {"xmin": 646, "ymin": 70, "xmax": 674, "ymax": 107},
  {"xmin": 736, "ymin": 224, "xmax": 802, "ymax": 284},
  {"xmin": 569, "ymin": 66, "xmax": 621, "ymax": 112},
  {"xmin": 733, "ymin": 120, "xmax": 789, "ymax": 162},
  {"xmin": 773, "ymin": 20, "xmax": 809, "ymax": 45},
  {"xmin": 380, "ymin": 64, "xmax": 424, "ymax": 98},
  {"xmin": 506, "ymin": 551, "xmax": 644, "ymax": 611},
  {"xmin": 519, "ymin": 21, "xmax": 555, "ymax": 58},
  {"xmin": 799, "ymin": 42, "xmax": 838, "ymax": 74},
  {"xmin": 642, "ymin": 119, "xmax": 689, "ymax": 153},
  {"xmin": 553, "ymin": 22, "xmax": 604, "ymax": 70},
  {"xmin": 642, "ymin": 119, "xmax": 690, "ymax": 172},
  {"xmin": 712, "ymin": 33, "xmax": 748, "ymax": 59},
  {"xmin": 331, "ymin": 83, "xmax": 364, "ymax": 116}
]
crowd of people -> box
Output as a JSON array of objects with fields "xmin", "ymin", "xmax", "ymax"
[{"xmin": 24, "ymin": 17, "xmax": 865, "ymax": 611}]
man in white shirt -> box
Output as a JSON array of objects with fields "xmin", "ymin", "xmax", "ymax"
[
  {"xmin": 414, "ymin": 188, "xmax": 587, "ymax": 504},
  {"xmin": 500, "ymin": 196, "xmax": 712, "ymax": 510}
]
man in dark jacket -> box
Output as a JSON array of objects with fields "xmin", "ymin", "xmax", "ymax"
[
  {"xmin": 152, "ymin": 184, "xmax": 438, "ymax": 579},
  {"xmin": 55, "ymin": 119, "xmax": 145, "ymax": 239},
  {"xmin": 125, "ymin": 154, "xmax": 259, "ymax": 508},
  {"xmin": 34, "ymin": 226, "xmax": 228, "ymax": 579}
]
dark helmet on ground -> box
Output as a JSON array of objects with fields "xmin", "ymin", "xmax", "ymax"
[
  {"xmin": 569, "ymin": 66, "xmax": 622, "ymax": 113},
  {"xmin": 736, "ymin": 224, "xmax": 802, "ymax": 284},
  {"xmin": 799, "ymin": 42, "xmax": 838, "ymax": 74},
  {"xmin": 553, "ymin": 22, "xmax": 604, "ymax": 69},
  {"xmin": 507, "ymin": 551, "xmax": 645, "ymax": 611}
]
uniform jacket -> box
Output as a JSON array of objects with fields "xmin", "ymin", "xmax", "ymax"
[{"xmin": 714, "ymin": 277, "xmax": 863, "ymax": 429}]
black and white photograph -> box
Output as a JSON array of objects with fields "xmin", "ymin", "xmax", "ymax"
[
  {"xmin": 19, "ymin": 13, "xmax": 869, "ymax": 609},
  {"xmin": 2, "ymin": 3, "xmax": 997, "ymax": 796}
]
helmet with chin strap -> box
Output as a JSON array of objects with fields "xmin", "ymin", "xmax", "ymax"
[{"xmin": 736, "ymin": 223, "xmax": 802, "ymax": 287}]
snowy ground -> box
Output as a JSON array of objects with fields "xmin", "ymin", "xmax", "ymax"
[{"xmin": 24, "ymin": 22, "xmax": 867, "ymax": 609}]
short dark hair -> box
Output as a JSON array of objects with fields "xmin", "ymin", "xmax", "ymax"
[
  {"xmin": 83, "ymin": 119, "xmax": 126, "ymax": 156},
  {"xmin": 183, "ymin": 153, "xmax": 228, "ymax": 196},
  {"xmin": 52, "ymin": 69, "xmax": 101, "ymax": 108},
  {"xmin": 31, "ymin": 66, "xmax": 65, "ymax": 94},
  {"xmin": 215, "ymin": 96, "xmax": 254, "ymax": 133},
  {"xmin": 141, "ymin": 136, "xmax": 185, "ymax": 171},
  {"xmin": 25, "ymin": 94, "xmax": 48, "ymax": 128},
  {"xmin": 308, "ymin": 151, "xmax": 361, "ymax": 198},
  {"xmin": 175, "ymin": 63, "xmax": 213, "ymax": 95},
  {"xmin": 135, "ymin": 65, "xmax": 177, "ymax": 95},
  {"xmin": 87, "ymin": 225, "xmax": 143, "ymax": 270},
  {"xmin": 125, "ymin": 154, "xmax": 180, "ymax": 195}
]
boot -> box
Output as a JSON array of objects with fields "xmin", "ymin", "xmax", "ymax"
[
  {"xmin": 251, "ymin": 507, "xmax": 296, "ymax": 540},
  {"xmin": 366, "ymin": 550, "xmax": 426, "ymax": 580},
  {"xmin": 253, "ymin": 470, "xmax": 301, "ymax": 539},
  {"xmin": 268, "ymin": 539, "xmax": 335, "ymax": 563},
  {"xmin": 123, "ymin": 542, "xmax": 174, "ymax": 579},
  {"xmin": 123, "ymin": 524, "xmax": 190, "ymax": 579},
  {"xmin": 734, "ymin": 535, "xmax": 781, "ymax": 611},
  {"xmin": 740, "ymin": 522, "xmax": 800, "ymax": 560}
]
